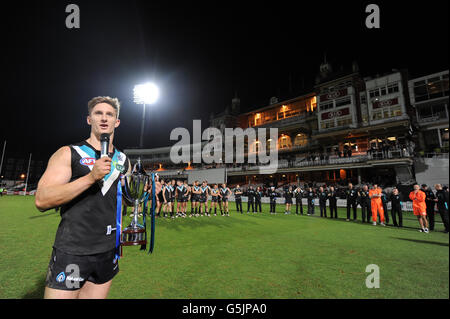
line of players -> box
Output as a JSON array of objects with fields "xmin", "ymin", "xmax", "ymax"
[
  {"xmin": 156, "ymin": 179, "xmax": 232, "ymax": 218},
  {"xmin": 133, "ymin": 178, "xmax": 449, "ymax": 233},
  {"xmin": 271, "ymin": 182, "xmax": 449, "ymax": 232},
  {"xmin": 271, "ymin": 183, "xmax": 399, "ymax": 227}
]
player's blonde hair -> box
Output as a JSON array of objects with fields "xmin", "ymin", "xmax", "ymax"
[{"xmin": 87, "ymin": 96, "xmax": 121, "ymax": 118}]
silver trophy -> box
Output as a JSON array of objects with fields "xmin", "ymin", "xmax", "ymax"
[{"xmin": 121, "ymin": 158, "xmax": 149, "ymax": 247}]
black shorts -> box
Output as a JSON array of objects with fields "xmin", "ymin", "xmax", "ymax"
[
  {"xmin": 222, "ymin": 198, "xmax": 228, "ymax": 202},
  {"xmin": 199, "ymin": 197, "xmax": 207, "ymax": 203},
  {"xmin": 212, "ymin": 197, "xmax": 219, "ymax": 202},
  {"xmin": 285, "ymin": 199, "xmax": 293, "ymax": 204},
  {"xmin": 157, "ymin": 193, "xmax": 164, "ymax": 202},
  {"xmin": 45, "ymin": 247, "xmax": 119, "ymax": 291},
  {"xmin": 169, "ymin": 197, "xmax": 175, "ymax": 203}
]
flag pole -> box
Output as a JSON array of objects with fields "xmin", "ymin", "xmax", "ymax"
[
  {"xmin": 24, "ymin": 153, "xmax": 32, "ymax": 195},
  {"xmin": 0, "ymin": 140, "xmax": 6, "ymax": 178}
]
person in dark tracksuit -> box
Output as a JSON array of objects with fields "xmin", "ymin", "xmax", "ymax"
[
  {"xmin": 269, "ymin": 187, "xmax": 278, "ymax": 214},
  {"xmin": 294, "ymin": 185, "xmax": 304, "ymax": 215},
  {"xmin": 434, "ymin": 184, "xmax": 449, "ymax": 233},
  {"xmin": 346, "ymin": 183, "xmax": 358, "ymax": 221},
  {"xmin": 328, "ymin": 186, "xmax": 338, "ymax": 218},
  {"xmin": 381, "ymin": 190, "xmax": 389, "ymax": 224},
  {"xmin": 390, "ymin": 188, "xmax": 403, "ymax": 227},
  {"xmin": 318, "ymin": 186, "xmax": 328, "ymax": 218},
  {"xmin": 306, "ymin": 187, "xmax": 316, "ymax": 215},
  {"xmin": 255, "ymin": 187, "xmax": 262, "ymax": 213},
  {"xmin": 422, "ymin": 184, "xmax": 436, "ymax": 231},
  {"xmin": 234, "ymin": 185, "xmax": 243, "ymax": 214},
  {"xmin": 284, "ymin": 186, "xmax": 294, "ymax": 214},
  {"xmin": 247, "ymin": 186, "xmax": 255, "ymax": 213},
  {"xmin": 358, "ymin": 185, "xmax": 371, "ymax": 223}
]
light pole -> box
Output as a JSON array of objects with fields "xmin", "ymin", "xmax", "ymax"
[{"xmin": 133, "ymin": 82, "xmax": 159, "ymax": 148}]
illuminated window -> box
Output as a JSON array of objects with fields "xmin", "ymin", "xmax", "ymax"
[
  {"xmin": 254, "ymin": 113, "xmax": 261, "ymax": 126},
  {"xmin": 321, "ymin": 120, "xmax": 335, "ymax": 129},
  {"xmin": 279, "ymin": 135, "xmax": 292, "ymax": 149},
  {"xmin": 294, "ymin": 133, "xmax": 308, "ymax": 147},
  {"xmin": 336, "ymin": 117, "xmax": 352, "ymax": 127}
]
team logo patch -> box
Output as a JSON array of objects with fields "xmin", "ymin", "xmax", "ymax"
[
  {"xmin": 116, "ymin": 163, "xmax": 125, "ymax": 173},
  {"xmin": 56, "ymin": 271, "xmax": 66, "ymax": 283},
  {"xmin": 80, "ymin": 157, "xmax": 96, "ymax": 166}
]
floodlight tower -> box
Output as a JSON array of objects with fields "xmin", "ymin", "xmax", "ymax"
[{"xmin": 133, "ymin": 82, "xmax": 159, "ymax": 148}]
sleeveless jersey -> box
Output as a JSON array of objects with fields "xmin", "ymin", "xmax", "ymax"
[{"xmin": 53, "ymin": 141, "xmax": 129, "ymax": 255}]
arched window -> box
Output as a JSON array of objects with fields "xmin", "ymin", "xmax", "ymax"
[
  {"xmin": 294, "ymin": 133, "xmax": 308, "ymax": 147},
  {"xmin": 278, "ymin": 135, "xmax": 292, "ymax": 149}
]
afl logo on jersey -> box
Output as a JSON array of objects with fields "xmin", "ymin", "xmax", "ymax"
[{"xmin": 80, "ymin": 157, "xmax": 96, "ymax": 166}]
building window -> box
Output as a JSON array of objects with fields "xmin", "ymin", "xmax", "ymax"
[
  {"xmin": 369, "ymin": 89, "xmax": 380, "ymax": 98},
  {"xmin": 360, "ymin": 93, "xmax": 367, "ymax": 104},
  {"xmin": 279, "ymin": 135, "xmax": 291, "ymax": 149},
  {"xmin": 387, "ymin": 83, "xmax": 399, "ymax": 94},
  {"xmin": 417, "ymin": 102, "xmax": 449, "ymax": 121},
  {"xmin": 294, "ymin": 133, "xmax": 308, "ymax": 147},
  {"xmin": 320, "ymin": 120, "xmax": 335, "ymax": 129},
  {"xmin": 391, "ymin": 106, "xmax": 402, "ymax": 117},
  {"xmin": 336, "ymin": 117, "xmax": 352, "ymax": 127},
  {"xmin": 373, "ymin": 110, "xmax": 383, "ymax": 120},
  {"xmin": 414, "ymin": 75, "xmax": 449, "ymax": 102},
  {"xmin": 335, "ymin": 96, "xmax": 351, "ymax": 108},
  {"xmin": 319, "ymin": 101, "xmax": 333, "ymax": 111},
  {"xmin": 441, "ymin": 128, "xmax": 449, "ymax": 151}
]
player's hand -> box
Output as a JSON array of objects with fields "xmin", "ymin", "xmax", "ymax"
[{"xmin": 89, "ymin": 157, "xmax": 112, "ymax": 182}]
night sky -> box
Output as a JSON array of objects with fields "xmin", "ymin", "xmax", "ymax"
[{"xmin": 1, "ymin": 0, "xmax": 448, "ymax": 163}]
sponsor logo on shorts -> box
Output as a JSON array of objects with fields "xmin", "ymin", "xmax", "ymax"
[
  {"xmin": 66, "ymin": 275, "xmax": 84, "ymax": 282},
  {"xmin": 56, "ymin": 272, "xmax": 66, "ymax": 283},
  {"xmin": 80, "ymin": 157, "xmax": 96, "ymax": 166}
]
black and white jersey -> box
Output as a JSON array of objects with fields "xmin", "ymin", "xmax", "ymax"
[{"xmin": 53, "ymin": 141, "xmax": 129, "ymax": 255}]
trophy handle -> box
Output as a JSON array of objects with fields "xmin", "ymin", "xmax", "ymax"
[{"xmin": 121, "ymin": 176, "xmax": 134, "ymax": 206}]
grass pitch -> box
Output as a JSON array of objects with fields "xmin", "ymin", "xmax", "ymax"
[{"xmin": 0, "ymin": 196, "xmax": 448, "ymax": 299}]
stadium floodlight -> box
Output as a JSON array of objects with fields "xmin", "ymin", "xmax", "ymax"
[
  {"xmin": 133, "ymin": 82, "xmax": 160, "ymax": 148},
  {"xmin": 133, "ymin": 82, "xmax": 159, "ymax": 105}
]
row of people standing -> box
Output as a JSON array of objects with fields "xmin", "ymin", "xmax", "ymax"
[{"xmin": 261, "ymin": 182, "xmax": 448, "ymax": 232}]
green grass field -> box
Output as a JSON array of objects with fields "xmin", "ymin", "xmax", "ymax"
[{"xmin": 0, "ymin": 196, "xmax": 448, "ymax": 299}]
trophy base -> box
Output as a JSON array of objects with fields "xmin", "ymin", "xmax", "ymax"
[{"xmin": 121, "ymin": 225, "xmax": 147, "ymax": 246}]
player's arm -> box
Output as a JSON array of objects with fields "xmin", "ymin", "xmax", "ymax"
[{"xmin": 35, "ymin": 146, "xmax": 111, "ymax": 212}]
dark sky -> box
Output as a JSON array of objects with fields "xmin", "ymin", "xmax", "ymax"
[{"xmin": 1, "ymin": 0, "xmax": 448, "ymax": 162}]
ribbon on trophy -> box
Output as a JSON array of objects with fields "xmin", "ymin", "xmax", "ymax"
[
  {"xmin": 140, "ymin": 190, "xmax": 149, "ymax": 251},
  {"xmin": 149, "ymin": 172, "xmax": 156, "ymax": 254},
  {"xmin": 115, "ymin": 177, "xmax": 123, "ymax": 260}
]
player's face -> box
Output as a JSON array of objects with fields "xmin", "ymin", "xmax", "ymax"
[{"xmin": 87, "ymin": 103, "xmax": 120, "ymax": 137}]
